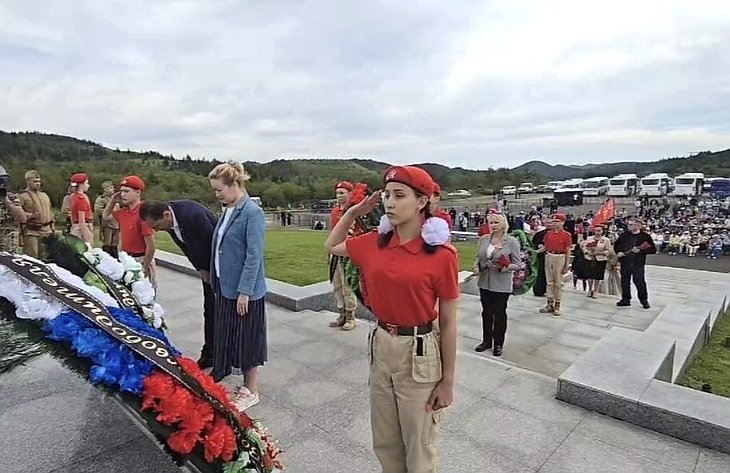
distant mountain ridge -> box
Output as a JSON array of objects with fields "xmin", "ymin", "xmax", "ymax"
[{"xmin": 512, "ymin": 150, "xmax": 730, "ymax": 180}]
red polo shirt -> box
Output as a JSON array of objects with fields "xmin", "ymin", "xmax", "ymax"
[
  {"xmin": 69, "ymin": 193, "xmax": 92, "ymax": 224},
  {"xmin": 544, "ymin": 229, "xmax": 573, "ymax": 253},
  {"xmin": 433, "ymin": 209, "xmax": 452, "ymax": 229},
  {"xmin": 113, "ymin": 201, "xmax": 154, "ymax": 255},
  {"xmin": 478, "ymin": 223, "xmax": 492, "ymax": 236},
  {"xmin": 346, "ymin": 231, "xmax": 460, "ymax": 326}
]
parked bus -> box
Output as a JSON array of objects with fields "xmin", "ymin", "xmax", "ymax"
[
  {"xmin": 672, "ymin": 173, "xmax": 705, "ymax": 197},
  {"xmin": 639, "ymin": 173, "xmax": 671, "ymax": 197},
  {"xmin": 581, "ymin": 176, "xmax": 610, "ymax": 196},
  {"xmin": 709, "ymin": 178, "xmax": 730, "ymax": 199},
  {"xmin": 608, "ymin": 174, "xmax": 639, "ymax": 196},
  {"xmin": 553, "ymin": 179, "xmax": 584, "ymax": 206}
]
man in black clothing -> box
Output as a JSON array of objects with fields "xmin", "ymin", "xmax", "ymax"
[
  {"xmin": 614, "ymin": 218, "xmax": 656, "ymax": 309},
  {"xmin": 140, "ymin": 199, "xmax": 218, "ymax": 368}
]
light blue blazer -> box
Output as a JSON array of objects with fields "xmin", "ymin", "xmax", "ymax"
[{"xmin": 210, "ymin": 195, "xmax": 267, "ymax": 300}]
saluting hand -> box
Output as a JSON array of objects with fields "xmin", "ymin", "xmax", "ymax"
[
  {"xmin": 426, "ymin": 381, "xmax": 454, "ymax": 412},
  {"xmin": 348, "ymin": 190, "xmax": 382, "ymax": 218},
  {"xmin": 237, "ymin": 293, "xmax": 250, "ymax": 316}
]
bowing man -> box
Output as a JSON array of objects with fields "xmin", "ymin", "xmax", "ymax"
[{"xmin": 140, "ymin": 199, "xmax": 218, "ymax": 369}]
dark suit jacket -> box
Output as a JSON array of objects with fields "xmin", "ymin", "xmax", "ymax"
[{"xmin": 167, "ymin": 200, "xmax": 218, "ymax": 271}]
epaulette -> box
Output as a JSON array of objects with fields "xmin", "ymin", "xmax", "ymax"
[{"xmin": 441, "ymin": 242, "xmax": 457, "ymax": 254}]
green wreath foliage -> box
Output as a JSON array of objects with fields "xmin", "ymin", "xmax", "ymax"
[{"xmin": 510, "ymin": 229, "xmax": 538, "ymax": 295}]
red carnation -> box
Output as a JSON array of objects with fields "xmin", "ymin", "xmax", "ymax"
[
  {"xmin": 497, "ymin": 254, "xmax": 511, "ymax": 268},
  {"xmin": 350, "ymin": 183, "xmax": 368, "ymax": 205}
]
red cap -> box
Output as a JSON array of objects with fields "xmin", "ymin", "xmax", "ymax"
[
  {"xmin": 335, "ymin": 181, "xmax": 354, "ymax": 192},
  {"xmin": 552, "ymin": 213, "xmax": 566, "ymax": 222},
  {"xmin": 433, "ymin": 183, "xmax": 441, "ymax": 195},
  {"xmin": 383, "ymin": 166, "xmax": 435, "ymax": 197},
  {"xmin": 70, "ymin": 173, "xmax": 88, "ymax": 185},
  {"xmin": 120, "ymin": 175, "xmax": 145, "ymax": 191}
]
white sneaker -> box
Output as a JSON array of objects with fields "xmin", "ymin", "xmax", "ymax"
[{"xmin": 234, "ymin": 388, "xmax": 260, "ymax": 411}]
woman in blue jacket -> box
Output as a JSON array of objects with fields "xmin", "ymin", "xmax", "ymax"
[{"xmin": 208, "ymin": 161, "xmax": 267, "ymax": 411}]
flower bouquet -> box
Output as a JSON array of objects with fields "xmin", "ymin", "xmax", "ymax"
[
  {"xmin": 510, "ymin": 229, "xmax": 538, "ymax": 295},
  {"xmin": 0, "ymin": 241, "xmax": 283, "ymax": 473}
]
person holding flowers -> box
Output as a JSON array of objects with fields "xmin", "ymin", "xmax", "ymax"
[
  {"xmin": 472, "ymin": 211, "xmax": 522, "ymax": 357},
  {"xmin": 580, "ymin": 224, "xmax": 611, "ymax": 299},
  {"xmin": 614, "ymin": 217, "xmax": 656, "ymax": 309},
  {"xmin": 326, "ymin": 165, "xmax": 458, "ymax": 473}
]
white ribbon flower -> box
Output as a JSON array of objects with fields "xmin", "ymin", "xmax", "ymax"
[
  {"xmin": 421, "ymin": 217, "xmax": 451, "ymax": 246},
  {"xmin": 377, "ymin": 214, "xmax": 394, "ymax": 234}
]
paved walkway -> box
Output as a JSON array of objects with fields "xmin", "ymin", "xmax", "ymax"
[
  {"xmin": 460, "ymin": 265, "xmax": 728, "ymax": 377},
  {"xmin": 158, "ymin": 267, "xmax": 729, "ymax": 472},
  {"xmin": 2, "ymin": 266, "xmax": 729, "ymax": 472}
]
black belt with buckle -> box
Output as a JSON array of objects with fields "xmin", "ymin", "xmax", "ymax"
[
  {"xmin": 128, "ymin": 252, "xmax": 145, "ymax": 258},
  {"xmin": 378, "ymin": 321, "xmax": 433, "ymax": 336}
]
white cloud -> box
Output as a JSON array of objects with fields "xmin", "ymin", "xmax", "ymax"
[{"xmin": 0, "ymin": 0, "xmax": 729, "ymax": 168}]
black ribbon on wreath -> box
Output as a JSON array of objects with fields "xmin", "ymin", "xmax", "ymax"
[{"xmin": 0, "ymin": 253, "xmax": 264, "ymax": 472}]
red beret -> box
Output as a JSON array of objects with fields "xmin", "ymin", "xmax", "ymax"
[
  {"xmin": 552, "ymin": 213, "xmax": 566, "ymax": 222},
  {"xmin": 120, "ymin": 175, "xmax": 145, "ymax": 191},
  {"xmin": 383, "ymin": 166, "xmax": 434, "ymax": 197},
  {"xmin": 433, "ymin": 183, "xmax": 441, "ymax": 195},
  {"xmin": 335, "ymin": 181, "xmax": 354, "ymax": 192},
  {"xmin": 70, "ymin": 173, "xmax": 88, "ymax": 184}
]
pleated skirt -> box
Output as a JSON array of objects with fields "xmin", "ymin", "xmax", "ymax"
[{"xmin": 211, "ymin": 289, "xmax": 267, "ymax": 381}]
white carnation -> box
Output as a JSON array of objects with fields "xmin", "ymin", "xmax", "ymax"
[{"xmin": 132, "ymin": 279, "xmax": 156, "ymax": 305}]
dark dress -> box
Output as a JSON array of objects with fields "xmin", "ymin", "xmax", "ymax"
[
  {"xmin": 532, "ymin": 229, "xmax": 547, "ymax": 296},
  {"xmin": 571, "ymin": 245, "xmax": 590, "ymax": 280}
]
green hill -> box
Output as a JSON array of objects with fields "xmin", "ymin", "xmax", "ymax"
[
  {"xmin": 0, "ymin": 131, "xmax": 539, "ymax": 208},
  {"xmin": 512, "ymin": 150, "xmax": 730, "ymax": 180}
]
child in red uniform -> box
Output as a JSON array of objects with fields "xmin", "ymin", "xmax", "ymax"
[
  {"xmin": 431, "ymin": 183, "xmax": 453, "ymax": 229},
  {"xmin": 538, "ymin": 213, "xmax": 573, "ymax": 315},
  {"xmin": 68, "ymin": 173, "xmax": 94, "ymax": 246},
  {"xmin": 328, "ymin": 180, "xmax": 359, "ymax": 330},
  {"xmin": 102, "ymin": 175, "xmax": 157, "ymax": 286},
  {"xmin": 326, "ymin": 165, "xmax": 459, "ymax": 473}
]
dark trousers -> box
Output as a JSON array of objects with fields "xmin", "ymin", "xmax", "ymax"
[
  {"xmin": 533, "ymin": 254, "xmax": 546, "ymax": 296},
  {"xmin": 620, "ymin": 264, "xmax": 648, "ymax": 303},
  {"xmin": 201, "ymin": 280, "xmax": 215, "ymax": 359},
  {"xmin": 479, "ymin": 289, "xmax": 510, "ymax": 347}
]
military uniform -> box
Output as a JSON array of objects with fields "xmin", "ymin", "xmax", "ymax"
[
  {"xmin": 17, "ymin": 170, "xmax": 54, "ymax": 259},
  {"xmin": 94, "ymin": 181, "xmax": 120, "ymax": 257},
  {"xmin": 0, "ymin": 193, "xmax": 21, "ymax": 253}
]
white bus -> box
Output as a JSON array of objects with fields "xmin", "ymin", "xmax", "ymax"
[
  {"xmin": 608, "ymin": 174, "xmax": 639, "ymax": 196},
  {"xmin": 581, "ymin": 176, "xmax": 610, "ymax": 196},
  {"xmin": 672, "ymin": 173, "xmax": 705, "ymax": 197},
  {"xmin": 639, "ymin": 173, "xmax": 671, "ymax": 197}
]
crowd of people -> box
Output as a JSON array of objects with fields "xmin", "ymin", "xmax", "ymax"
[{"xmin": 3, "ymin": 160, "xmax": 728, "ymax": 473}]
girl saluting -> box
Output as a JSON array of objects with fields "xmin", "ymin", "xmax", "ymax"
[{"xmin": 326, "ymin": 165, "xmax": 459, "ymax": 473}]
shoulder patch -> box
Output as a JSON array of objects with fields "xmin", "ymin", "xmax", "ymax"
[{"xmin": 441, "ymin": 242, "xmax": 457, "ymax": 254}]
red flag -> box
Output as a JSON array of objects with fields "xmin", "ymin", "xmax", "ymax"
[{"xmin": 592, "ymin": 198, "xmax": 615, "ymax": 228}]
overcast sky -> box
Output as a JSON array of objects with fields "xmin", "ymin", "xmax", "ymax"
[{"xmin": 2, "ymin": 0, "xmax": 729, "ymax": 169}]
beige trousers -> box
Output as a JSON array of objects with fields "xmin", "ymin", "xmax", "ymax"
[
  {"xmin": 332, "ymin": 258, "xmax": 357, "ymax": 312},
  {"xmin": 545, "ymin": 253, "xmax": 566, "ymax": 301},
  {"xmin": 370, "ymin": 326, "xmax": 442, "ymax": 473},
  {"xmin": 22, "ymin": 233, "xmax": 51, "ymax": 259},
  {"xmin": 134, "ymin": 255, "xmax": 157, "ymax": 289}
]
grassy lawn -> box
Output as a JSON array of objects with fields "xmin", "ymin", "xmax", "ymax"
[
  {"xmin": 678, "ymin": 308, "xmax": 730, "ymax": 399},
  {"xmin": 144, "ymin": 228, "xmax": 477, "ymax": 286}
]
